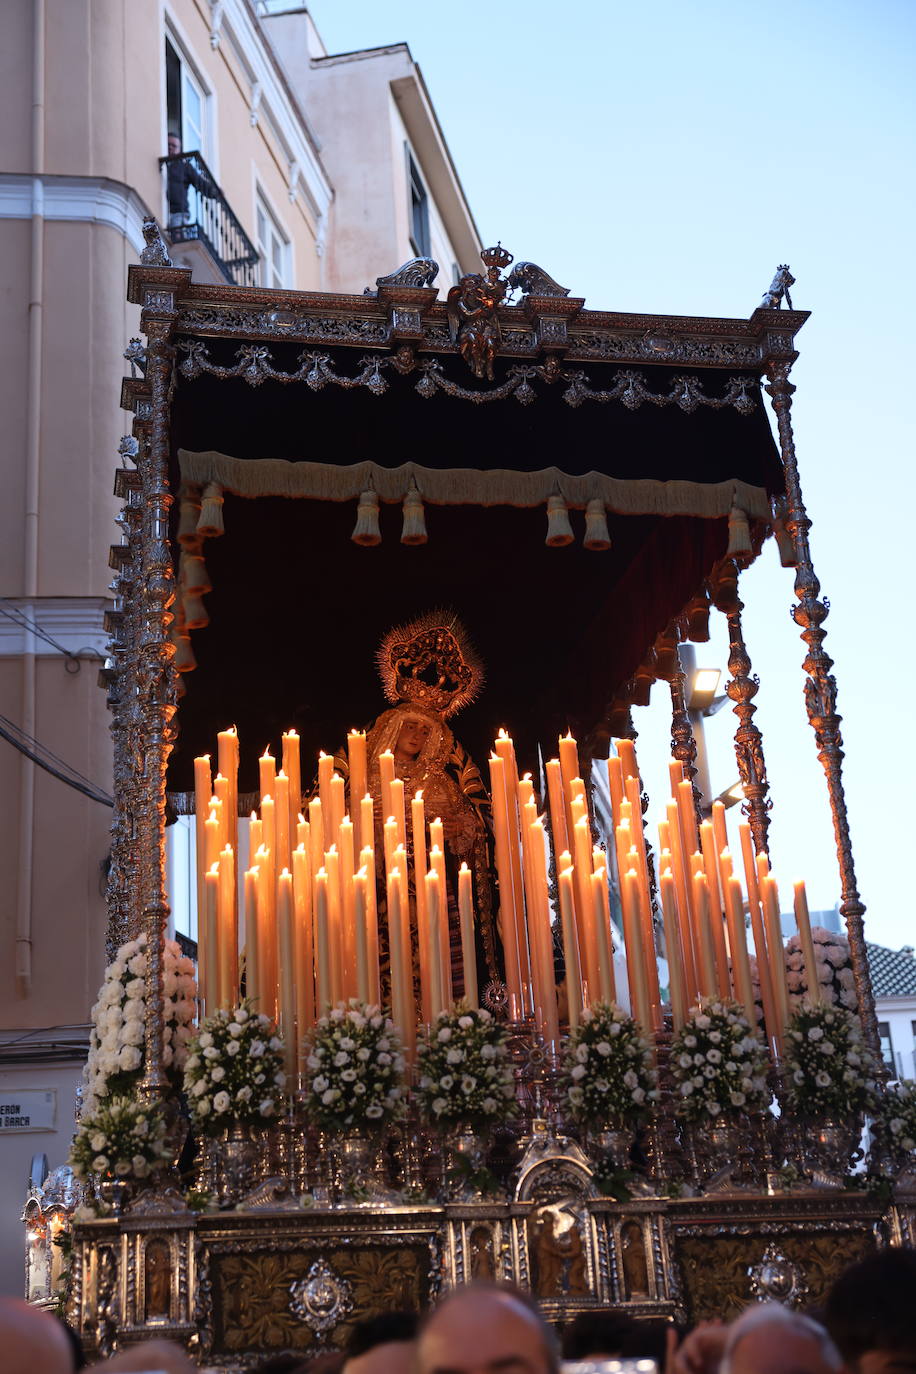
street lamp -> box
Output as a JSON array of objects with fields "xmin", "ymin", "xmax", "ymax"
[
  {"xmin": 716, "ymin": 780, "xmax": 745, "ymax": 809},
  {"xmin": 680, "ymin": 644, "xmax": 727, "ymax": 813}
]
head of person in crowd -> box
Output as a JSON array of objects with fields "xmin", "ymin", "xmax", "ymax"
[
  {"xmin": 824, "ymin": 1248, "xmax": 916, "ymax": 1374},
  {"xmin": 721, "ymin": 1304, "xmax": 842, "ymax": 1374},
  {"xmin": 416, "ymin": 1283, "xmax": 559, "ymax": 1374},
  {"xmin": 343, "ymin": 1311, "xmax": 418, "ymax": 1374},
  {"xmin": 0, "ymin": 1296, "xmax": 75, "ymax": 1374}
]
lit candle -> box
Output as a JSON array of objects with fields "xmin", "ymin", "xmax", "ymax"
[
  {"xmin": 458, "ymin": 862, "xmax": 478, "ymax": 1007},
  {"xmin": 794, "ymin": 879, "xmax": 823, "ymax": 1005},
  {"xmin": 214, "ymin": 773, "xmax": 230, "ymax": 851},
  {"xmin": 557, "ymin": 868, "xmax": 582, "ymax": 1029},
  {"xmin": 281, "ymin": 730, "xmax": 301, "ymax": 838},
  {"xmin": 360, "ymin": 794, "xmax": 375, "ymax": 864},
  {"xmin": 606, "ymin": 754, "xmax": 624, "ymax": 828},
  {"xmin": 425, "ymin": 868, "xmax": 445, "ymax": 1018},
  {"xmin": 205, "ymin": 803, "xmax": 222, "ymax": 875},
  {"xmin": 360, "ymin": 843, "xmax": 381, "ymax": 1004},
  {"xmin": 700, "ymin": 819, "xmax": 730, "ymax": 998},
  {"xmin": 292, "ymin": 844, "xmax": 314, "ymax": 1047},
  {"xmin": 308, "ymin": 797, "xmax": 324, "ymax": 879},
  {"xmin": 194, "ymin": 755, "xmax": 212, "ymax": 992},
  {"xmin": 275, "ymin": 771, "xmax": 291, "ymax": 874},
  {"xmin": 761, "ymin": 868, "xmax": 790, "ymax": 1045},
  {"xmin": 614, "ymin": 737, "xmax": 638, "ymax": 783},
  {"xmin": 487, "ymin": 752, "xmax": 525, "ymax": 1013},
  {"xmin": 494, "ymin": 732, "xmax": 530, "ymax": 1014},
  {"xmin": 725, "ymin": 875, "xmax": 757, "ymax": 1025},
  {"xmin": 254, "ymin": 843, "xmax": 277, "ymax": 1020},
  {"xmin": 324, "ymin": 845, "xmax": 343, "ymax": 1005},
  {"xmin": 383, "ymin": 816, "xmax": 399, "ymax": 876},
  {"xmin": 218, "ymin": 844, "xmax": 237, "ymax": 1009},
  {"xmin": 412, "ymin": 791, "xmax": 432, "ymax": 1024},
  {"xmin": 378, "ymin": 750, "xmax": 395, "ymax": 821},
  {"xmin": 660, "ymin": 872, "xmax": 688, "ymax": 1030},
  {"xmin": 624, "ymin": 774, "xmax": 661, "ymax": 1026},
  {"xmin": 545, "ymin": 759, "xmax": 570, "ymax": 859},
  {"xmin": 314, "ymin": 868, "xmax": 331, "ymax": 1014},
  {"xmin": 389, "ymin": 777, "xmax": 407, "ymax": 851},
  {"xmin": 318, "ymin": 752, "xmax": 334, "ymax": 820},
  {"xmin": 297, "ymin": 813, "xmax": 310, "ymax": 852},
  {"xmin": 205, "ymin": 864, "xmax": 219, "ymax": 1016},
  {"xmin": 574, "ymin": 815, "xmax": 600, "ymax": 998},
  {"xmin": 590, "ymin": 867, "xmax": 616, "ymax": 1005},
  {"xmin": 353, "ymin": 867, "xmax": 371, "ymax": 1003},
  {"xmin": 712, "ymin": 801, "xmax": 731, "ymax": 909},
  {"xmin": 428, "ymin": 839, "xmax": 451, "ymax": 1004},
  {"xmin": 259, "ymin": 748, "xmax": 276, "ymax": 806},
  {"xmin": 623, "ymin": 869, "xmax": 651, "ymax": 1032},
  {"xmin": 329, "ymin": 772, "xmax": 346, "ymax": 843},
  {"xmin": 666, "ymin": 799, "xmax": 698, "ymax": 1003},
  {"xmin": 277, "ymin": 869, "xmax": 297, "ymax": 1083},
  {"xmin": 217, "ymin": 728, "xmax": 239, "ymax": 861},
  {"xmin": 347, "ymin": 730, "xmax": 368, "ymax": 846},
  {"xmin": 558, "ymin": 731, "xmax": 580, "ymax": 830},
  {"xmin": 338, "ymin": 816, "xmax": 357, "ymax": 999},
  {"xmin": 528, "ymin": 816, "xmax": 560, "ymax": 1045},
  {"xmin": 244, "ymin": 867, "xmax": 260, "ymax": 1012},
  {"xmin": 692, "ymin": 871, "xmax": 717, "ymax": 999},
  {"xmin": 739, "ymin": 822, "xmax": 779, "ymax": 1052},
  {"xmin": 249, "ymin": 811, "xmax": 262, "ymax": 863},
  {"xmin": 387, "ymin": 864, "xmax": 409, "ymax": 1038}
]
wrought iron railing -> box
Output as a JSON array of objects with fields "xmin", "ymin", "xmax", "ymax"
[{"xmin": 159, "ymin": 150, "xmax": 260, "ymax": 288}]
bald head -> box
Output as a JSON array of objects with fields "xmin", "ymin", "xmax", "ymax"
[
  {"xmin": 0, "ymin": 1298, "xmax": 74, "ymax": 1374},
  {"xmin": 723, "ymin": 1305, "xmax": 843, "ymax": 1374},
  {"xmin": 417, "ymin": 1285, "xmax": 558, "ymax": 1374}
]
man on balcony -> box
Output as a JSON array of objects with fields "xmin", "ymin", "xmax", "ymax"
[{"xmin": 165, "ymin": 132, "xmax": 215, "ymax": 231}]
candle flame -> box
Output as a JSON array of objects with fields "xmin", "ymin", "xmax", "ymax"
[
  {"xmin": 262, "ymin": 793, "xmax": 273, "ymax": 805},
  {"xmin": 497, "ymin": 727, "xmax": 509, "ymax": 739},
  {"xmin": 414, "ymin": 790, "xmax": 423, "ymax": 802},
  {"xmin": 295, "ymin": 842, "xmax": 306, "ymax": 853},
  {"xmin": 250, "ymin": 810, "xmax": 257, "ymax": 822},
  {"xmin": 317, "ymin": 867, "xmax": 327, "ymax": 879},
  {"xmin": 563, "ymin": 730, "xmax": 575, "ymax": 741},
  {"xmin": 356, "ymin": 865, "xmax": 368, "ymax": 880},
  {"xmin": 280, "ymin": 867, "xmax": 291, "ymax": 878},
  {"xmin": 214, "ymin": 772, "xmax": 225, "ymax": 782},
  {"xmin": 282, "ymin": 728, "xmax": 297, "ymax": 738},
  {"xmin": 209, "ymin": 862, "xmax": 219, "ymax": 875},
  {"xmin": 262, "ymin": 747, "xmax": 273, "ymax": 759},
  {"xmin": 459, "ymin": 861, "xmax": 469, "ymax": 872},
  {"xmin": 277, "ymin": 769, "xmax": 287, "ymax": 780},
  {"xmin": 429, "ymin": 844, "xmax": 442, "ymax": 857},
  {"xmin": 298, "ymin": 812, "xmax": 305, "ymax": 823},
  {"xmin": 222, "ymin": 843, "xmax": 233, "ymax": 855}
]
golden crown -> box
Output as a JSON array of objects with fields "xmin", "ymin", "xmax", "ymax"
[{"xmin": 480, "ymin": 243, "xmax": 513, "ymax": 272}]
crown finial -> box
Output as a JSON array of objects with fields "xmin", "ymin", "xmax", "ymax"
[{"xmin": 481, "ymin": 243, "xmax": 513, "ymax": 272}]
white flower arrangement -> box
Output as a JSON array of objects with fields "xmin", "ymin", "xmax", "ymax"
[
  {"xmin": 416, "ymin": 1003, "xmax": 516, "ymax": 1130},
  {"xmin": 563, "ymin": 1002, "xmax": 658, "ymax": 1128},
  {"xmin": 785, "ymin": 926, "xmax": 858, "ymax": 1013},
  {"xmin": 670, "ymin": 998, "xmax": 770, "ymax": 1122},
  {"xmin": 183, "ymin": 1001, "xmax": 286, "ymax": 1135},
  {"xmin": 782, "ymin": 1002, "xmax": 880, "ymax": 1118},
  {"xmin": 82, "ymin": 934, "xmax": 196, "ymax": 1115},
  {"xmin": 303, "ymin": 999, "xmax": 405, "ymax": 1134},
  {"xmin": 70, "ymin": 1095, "xmax": 171, "ymax": 1181},
  {"xmin": 874, "ymin": 1080, "xmax": 916, "ymax": 1160}
]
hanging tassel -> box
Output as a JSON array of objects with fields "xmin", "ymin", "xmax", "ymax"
[
  {"xmin": 182, "ymin": 588, "xmax": 209, "ymax": 630},
  {"xmin": 772, "ymin": 497, "xmax": 797, "ymax": 568},
  {"xmin": 726, "ymin": 501, "xmax": 752, "ymax": 559},
  {"xmin": 401, "ymin": 487, "xmax": 428, "ymax": 545},
  {"xmin": 197, "ymin": 482, "xmax": 224, "ymax": 537},
  {"xmin": 173, "ymin": 634, "xmax": 197, "ymax": 672},
  {"xmin": 351, "ymin": 489, "xmax": 381, "ymax": 546},
  {"xmin": 583, "ymin": 497, "xmax": 611, "ymax": 550},
  {"xmin": 686, "ymin": 589, "xmax": 711, "ymax": 642},
  {"xmin": 654, "ymin": 630, "xmax": 679, "ymax": 681},
  {"xmin": 179, "ymin": 552, "xmax": 211, "ymax": 596},
  {"xmin": 177, "ymin": 490, "xmax": 202, "ymax": 547},
  {"xmin": 545, "ymin": 492, "xmax": 574, "ymax": 547}
]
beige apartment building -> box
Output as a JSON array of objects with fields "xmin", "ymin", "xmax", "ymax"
[{"xmin": 0, "ymin": 0, "xmax": 480, "ymax": 1296}]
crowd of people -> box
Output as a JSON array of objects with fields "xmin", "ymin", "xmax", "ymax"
[{"xmin": 2, "ymin": 1247, "xmax": 914, "ymax": 1374}]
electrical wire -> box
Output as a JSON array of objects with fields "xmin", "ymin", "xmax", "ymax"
[
  {"xmin": 0, "ymin": 597, "xmax": 105, "ymax": 670},
  {"xmin": 0, "ymin": 709, "xmax": 113, "ymax": 807}
]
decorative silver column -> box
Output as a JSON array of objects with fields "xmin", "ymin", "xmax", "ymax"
[{"xmin": 765, "ymin": 362, "xmax": 878, "ymax": 1051}]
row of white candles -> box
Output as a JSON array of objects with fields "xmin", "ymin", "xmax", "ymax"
[{"xmin": 193, "ymin": 726, "xmax": 826, "ymax": 1080}]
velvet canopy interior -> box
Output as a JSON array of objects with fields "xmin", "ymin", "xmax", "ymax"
[{"xmin": 165, "ymin": 339, "xmax": 784, "ymax": 795}]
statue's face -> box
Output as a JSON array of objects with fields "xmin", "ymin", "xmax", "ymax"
[{"xmin": 395, "ymin": 716, "xmax": 431, "ymax": 758}]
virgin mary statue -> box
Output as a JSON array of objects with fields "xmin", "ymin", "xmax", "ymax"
[{"xmin": 335, "ymin": 611, "xmax": 502, "ymax": 1003}]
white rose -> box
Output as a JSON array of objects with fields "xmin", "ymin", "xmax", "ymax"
[
  {"xmin": 93, "ymin": 1155, "xmax": 110, "ymax": 1171},
  {"xmin": 210, "ymin": 1065, "xmax": 225, "ymax": 1082},
  {"xmin": 213, "ymin": 1091, "xmax": 231, "ymax": 1113},
  {"xmin": 199, "ymin": 1032, "xmax": 214, "ymax": 1047},
  {"xmin": 191, "ymin": 1079, "xmax": 207, "ymax": 1097},
  {"xmin": 259, "ymin": 1099, "xmax": 275, "ymax": 1116},
  {"xmin": 250, "ymin": 1040, "xmax": 266, "ymax": 1058},
  {"xmin": 228, "ymin": 1023, "xmax": 243, "ymax": 1038},
  {"xmin": 596, "ymin": 1042, "xmax": 611, "ymax": 1057},
  {"xmin": 237, "ymin": 1086, "xmax": 253, "ymax": 1103},
  {"xmin": 226, "ymin": 1040, "xmax": 240, "ymax": 1056},
  {"xmin": 570, "ymin": 1064, "xmax": 586, "ymax": 1080},
  {"xmin": 458, "ymin": 1016, "xmax": 473, "ymax": 1030},
  {"xmin": 437, "ymin": 1027, "xmax": 452, "ymax": 1043}
]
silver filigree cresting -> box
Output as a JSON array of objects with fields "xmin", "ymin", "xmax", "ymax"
[
  {"xmin": 175, "ymin": 339, "xmax": 759, "ymax": 415},
  {"xmin": 289, "ymin": 1259, "xmax": 353, "ymax": 1335}
]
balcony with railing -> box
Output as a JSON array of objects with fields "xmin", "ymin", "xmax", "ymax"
[{"xmin": 159, "ymin": 151, "xmax": 260, "ymax": 288}]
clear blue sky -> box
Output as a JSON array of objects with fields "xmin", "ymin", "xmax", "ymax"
[{"xmin": 308, "ymin": 0, "xmax": 915, "ymax": 949}]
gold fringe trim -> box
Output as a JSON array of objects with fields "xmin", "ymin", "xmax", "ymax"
[{"xmin": 178, "ymin": 450, "xmax": 772, "ymax": 522}]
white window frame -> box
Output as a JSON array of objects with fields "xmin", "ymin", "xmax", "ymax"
[
  {"xmin": 163, "ymin": 14, "xmax": 216, "ymax": 172},
  {"xmin": 255, "ymin": 187, "xmax": 291, "ymax": 289}
]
